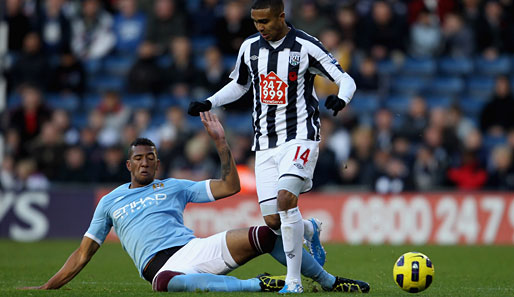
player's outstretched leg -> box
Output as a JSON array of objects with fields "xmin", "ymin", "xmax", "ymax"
[
  {"xmin": 304, "ymin": 218, "xmax": 326, "ymax": 266},
  {"xmin": 152, "ymin": 270, "xmax": 285, "ymax": 292},
  {"xmin": 270, "ymin": 237, "xmax": 370, "ymax": 293},
  {"xmin": 328, "ymin": 277, "xmax": 370, "ymax": 293}
]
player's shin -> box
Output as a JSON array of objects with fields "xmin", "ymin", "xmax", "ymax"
[
  {"xmin": 154, "ymin": 271, "xmax": 262, "ymax": 292},
  {"xmin": 270, "ymin": 237, "xmax": 336, "ymax": 290},
  {"xmin": 279, "ymin": 207, "xmax": 304, "ymax": 285}
]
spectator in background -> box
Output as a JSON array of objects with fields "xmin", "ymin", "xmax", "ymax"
[
  {"xmin": 71, "ymin": 0, "xmax": 115, "ymax": 60},
  {"xmin": 29, "ymin": 121, "xmax": 67, "ymax": 180},
  {"xmin": 48, "ymin": 50, "xmax": 86, "ymax": 95},
  {"xmin": 458, "ymin": 0, "xmax": 481, "ymax": 27},
  {"xmin": 131, "ymin": 108, "xmax": 159, "ymax": 142},
  {"xmin": 35, "ymin": 0, "xmax": 72, "ymax": 55},
  {"xmin": 51, "ymin": 109, "xmax": 80, "ymax": 145},
  {"xmin": 8, "ymin": 84, "xmax": 52, "ymax": 158},
  {"xmin": 170, "ymin": 132, "xmax": 217, "ymax": 181},
  {"xmin": 195, "ymin": 46, "xmax": 231, "ymax": 96},
  {"xmin": 446, "ymin": 105, "xmax": 475, "ymax": 145},
  {"xmin": 145, "ymin": 0, "xmax": 187, "ymax": 54},
  {"xmin": 429, "ymin": 107, "xmax": 461, "ymax": 158},
  {"xmin": 486, "ymin": 145, "xmax": 514, "ymax": 190},
  {"xmin": 475, "ymin": 0, "xmax": 514, "ymax": 59},
  {"xmin": 374, "ymin": 154, "xmax": 412, "ymax": 194},
  {"xmin": 164, "ymin": 36, "xmax": 198, "ymax": 99},
  {"xmin": 5, "ymin": 0, "xmax": 32, "ymax": 52},
  {"xmin": 374, "ymin": 108, "xmax": 395, "ymax": 152},
  {"xmin": 408, "ymin": 8, "xmax": 442, "ymax": 58},
  {"xmin": 189, "ymin": 0, "xmax": 224, "ymax": 37},
  {"xmin": 92, "ymin": 91, "xmax": 131, "ymax": 147},
  {"xmin": 423, "ymin": 125, "xmax": 450, "ymax": 171},
  {"xmin": 113, "ymin": 0, "xmax": 147, "ymax": 55},
  {"xmin": 407, "ymin": 0, "xmax": 456, "ymax": 25},
  {"xmin": 350, "ymin": 56, "xmax": 380, "ymax": 92},
  {"xmin": 8, "ymin": 32, "xmax": 50, "ymax": 90},
  {"xmin": 480, "ymin": 75, "xmax": 514, "ymax": 136},
  {"xmin": 13, "ymin": 158, "xmax": 50, "ymax": 191},
  {"xmin": 314, "ymin": 29, "xmax": 353, "ymax": 97},
  {"xmin": 214, "ymin": 0, "xmax": 255, "ymax": 56},
  {"xmin": 349, "ymin": 126, "xmax": 375, "ymax": 186},
  {"xmin": 126, "ymin": 41, "xmax": 164, "ymax": 94},
  {"xmin": 447, "ymin": 149, "xmax": 487, "ymax": 190},
  {"xmin": 78, "ymin": 126, "xmax": 103, "ymax": 165},
  {"xmin": 0, "ymin": 155, "xmax": 17, "ymax": 191},
  {"xmin": 96, "ymin": 145, "xmax": 130, "ymax": 183},
  {"xmin": 358, "ymin": 1, "xmax": 407, "ymax": 60},
  {"xmin": 292, "ymin": 0, "xmax": 331, "ymax": 37},
  {"xmin": 312, "ymin": 117, "xmax": 340, "ymax": 190},
  {"xmin": 402, "ymin": 95, "xmax": 429, "ymax": 144},
  {"xmin": 412, "ymin": 145, "xmax": 446, "ymax": 191},
  {"xmin": 441, "ymin": 12, "xmax": 475, "ymax": 57},
  {"xmin": 333, "ymin": 5, "xmax": 358, "ymax": 49},
  {"xmin": 56, "ymin": 145, "xmax": 94, "ymax": 182}
]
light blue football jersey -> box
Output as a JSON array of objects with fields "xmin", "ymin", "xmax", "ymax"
[{"xmin": 85, "ymin": 178, "xmax": 213, "ymax": 278}]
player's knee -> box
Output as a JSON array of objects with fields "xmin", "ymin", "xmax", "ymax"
[
  {"xmin": 152, "ymin": 270, "xmax": 184, "ymax": 292},
  {"xmin": 248, "ymin": 226, "xmax": 277, "ymax": 254},
  {"xmin": 263, "ymin": 214, "xmax": 281, "ymax": 230}
]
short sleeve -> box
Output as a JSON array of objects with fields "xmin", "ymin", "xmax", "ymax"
[
  {"xmin": 84, "ymin": 198, "xmax": 113, "ymax": 245},
  {"xmin": 184, "ymin": 180, "xmax": 214, "ymax": 203}
]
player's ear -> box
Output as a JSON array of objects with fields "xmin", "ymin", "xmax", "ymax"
[{"xmin": 126, "ymin": 159, "xmax": 132, "ymax": 172}]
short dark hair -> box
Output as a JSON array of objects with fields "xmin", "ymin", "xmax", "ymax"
[
  {"xmin": 128, "ymin": 138, "xmax": 156, "ymax": 157},
  {"xmin": 251, "ymin": 0, "xmax": 284, "ymax": 16}
]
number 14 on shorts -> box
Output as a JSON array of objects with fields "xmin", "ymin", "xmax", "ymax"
[{"xmin": 293, "ymin": 146, "xmax": 310, "ymax": 165}]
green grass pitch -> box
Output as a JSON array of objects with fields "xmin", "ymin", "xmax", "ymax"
[{"xmin": 1, "ymin": 240, "xmax": 513, "ymax": 296}]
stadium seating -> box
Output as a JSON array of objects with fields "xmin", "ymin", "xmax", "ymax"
[
  {"xmin": 122, "ymin": 93, "xmax": 155, "ymax": 110},
  {"xmin": 427, "ymin": 76, "xmax": 464, "ymax": 97},
  {"xmin": 391, "ymin": 76, "xmax": 427, "ymax": 95},
  {"xmin": 83, "ymin": 93, "xmax": 102, "ymax": 111},
  {"xmin": 349, "ymin": 92, "xmax": 380, "ymax": 115},
  {"xmin": 466, "ymin": 76, "xmax": 495, "ymax": 98},
  {"xmin": 384, "ymin": 94, "xmax": 410, "ymax": 114},
  {"xmin": 458, "ymin": 95, "xmax": 488, "ymax": 117},
  {"xmin": 46, "ymin": 93, "xmax": 80, "ymax": 112},
  {"xmin": 438, "ymin": 56, "xmax": 473, "ymax": 76},
  {"xmin": 87, "ymin": 75, "xmax": 124, "ymax": 92},
  {"xmin": 103, "ymin": 55, "xmax": 134, "ymax": 76},
  {"xmin": 400, "ymin": 57, "xmax": 436, "ymax": 77},
  {"xmin": 474, "ymin": 55, "xmax": 511, "ymax": 77}
]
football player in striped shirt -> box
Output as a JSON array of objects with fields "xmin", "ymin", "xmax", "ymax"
[{"xmin": 188, "ymin": 0, "xmax": 360, "ymax": 293}]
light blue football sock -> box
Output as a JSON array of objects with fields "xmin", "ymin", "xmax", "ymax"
[
  {"xmin": 271, "ymin": 236, "xmax": 336, "ymax": 290},
  {"xmin": 167, "ymin": 273, "xmax": 261, "ymax": 292}
]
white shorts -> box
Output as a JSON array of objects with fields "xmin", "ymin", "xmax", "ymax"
[
  {"xmin": 152, "ymin": 231, "xmax": 238, "ymax": 283},
  {"xmin": 255, "ymin": 139, "xmax": 319, "ymax": 216}
]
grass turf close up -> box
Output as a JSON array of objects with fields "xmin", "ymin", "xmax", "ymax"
[{"xmin": 1, "ymin": 240, "xmax": 513, "ymax": 296}]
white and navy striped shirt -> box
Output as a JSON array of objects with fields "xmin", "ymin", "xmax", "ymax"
[{"xmin": 208, "ymin": 25, "xmax": 356, "ymax": 151}]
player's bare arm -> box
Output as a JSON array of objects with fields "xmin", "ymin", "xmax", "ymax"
[
  {"xmin": 200, "ymin": 111, "xmax": 240, "ymax": 199},
  {"xmin": 20, "ymin": 237, "xmax": 100, "ymax": 290}
]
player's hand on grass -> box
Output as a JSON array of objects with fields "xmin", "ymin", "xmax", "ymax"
[
  {"xmin": 200, "ymin": 111, "xmax": 226, "ymax": 144},
  {"xmin": 324, "ymin": 95, "xmax": 346, "ymax": 116},
  {"xmin": 188, "ymin": 100, "xmax": 212, "ymax": 116}
]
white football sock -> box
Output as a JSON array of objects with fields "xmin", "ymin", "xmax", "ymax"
[{"xmin": 279, "ymin": 207, "xmax": 304, "ymax": 285}]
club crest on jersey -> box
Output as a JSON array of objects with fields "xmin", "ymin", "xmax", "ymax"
[
  {"xmin": 289, "ymin": 52, "xmax": 301, "ymax": 66},
  {"xmin": 152, "ymin": 182, "xmax": 164, "ymax": 190}
]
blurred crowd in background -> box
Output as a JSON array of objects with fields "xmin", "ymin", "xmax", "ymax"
[{"xmin": 1, "ymin": 0, "xmax": 514, "ymax": 193}]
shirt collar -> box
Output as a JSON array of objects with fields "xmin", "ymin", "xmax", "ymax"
[{"xmin": 258, "ymin": 23, "xmax": 296, "ymax": 52}]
